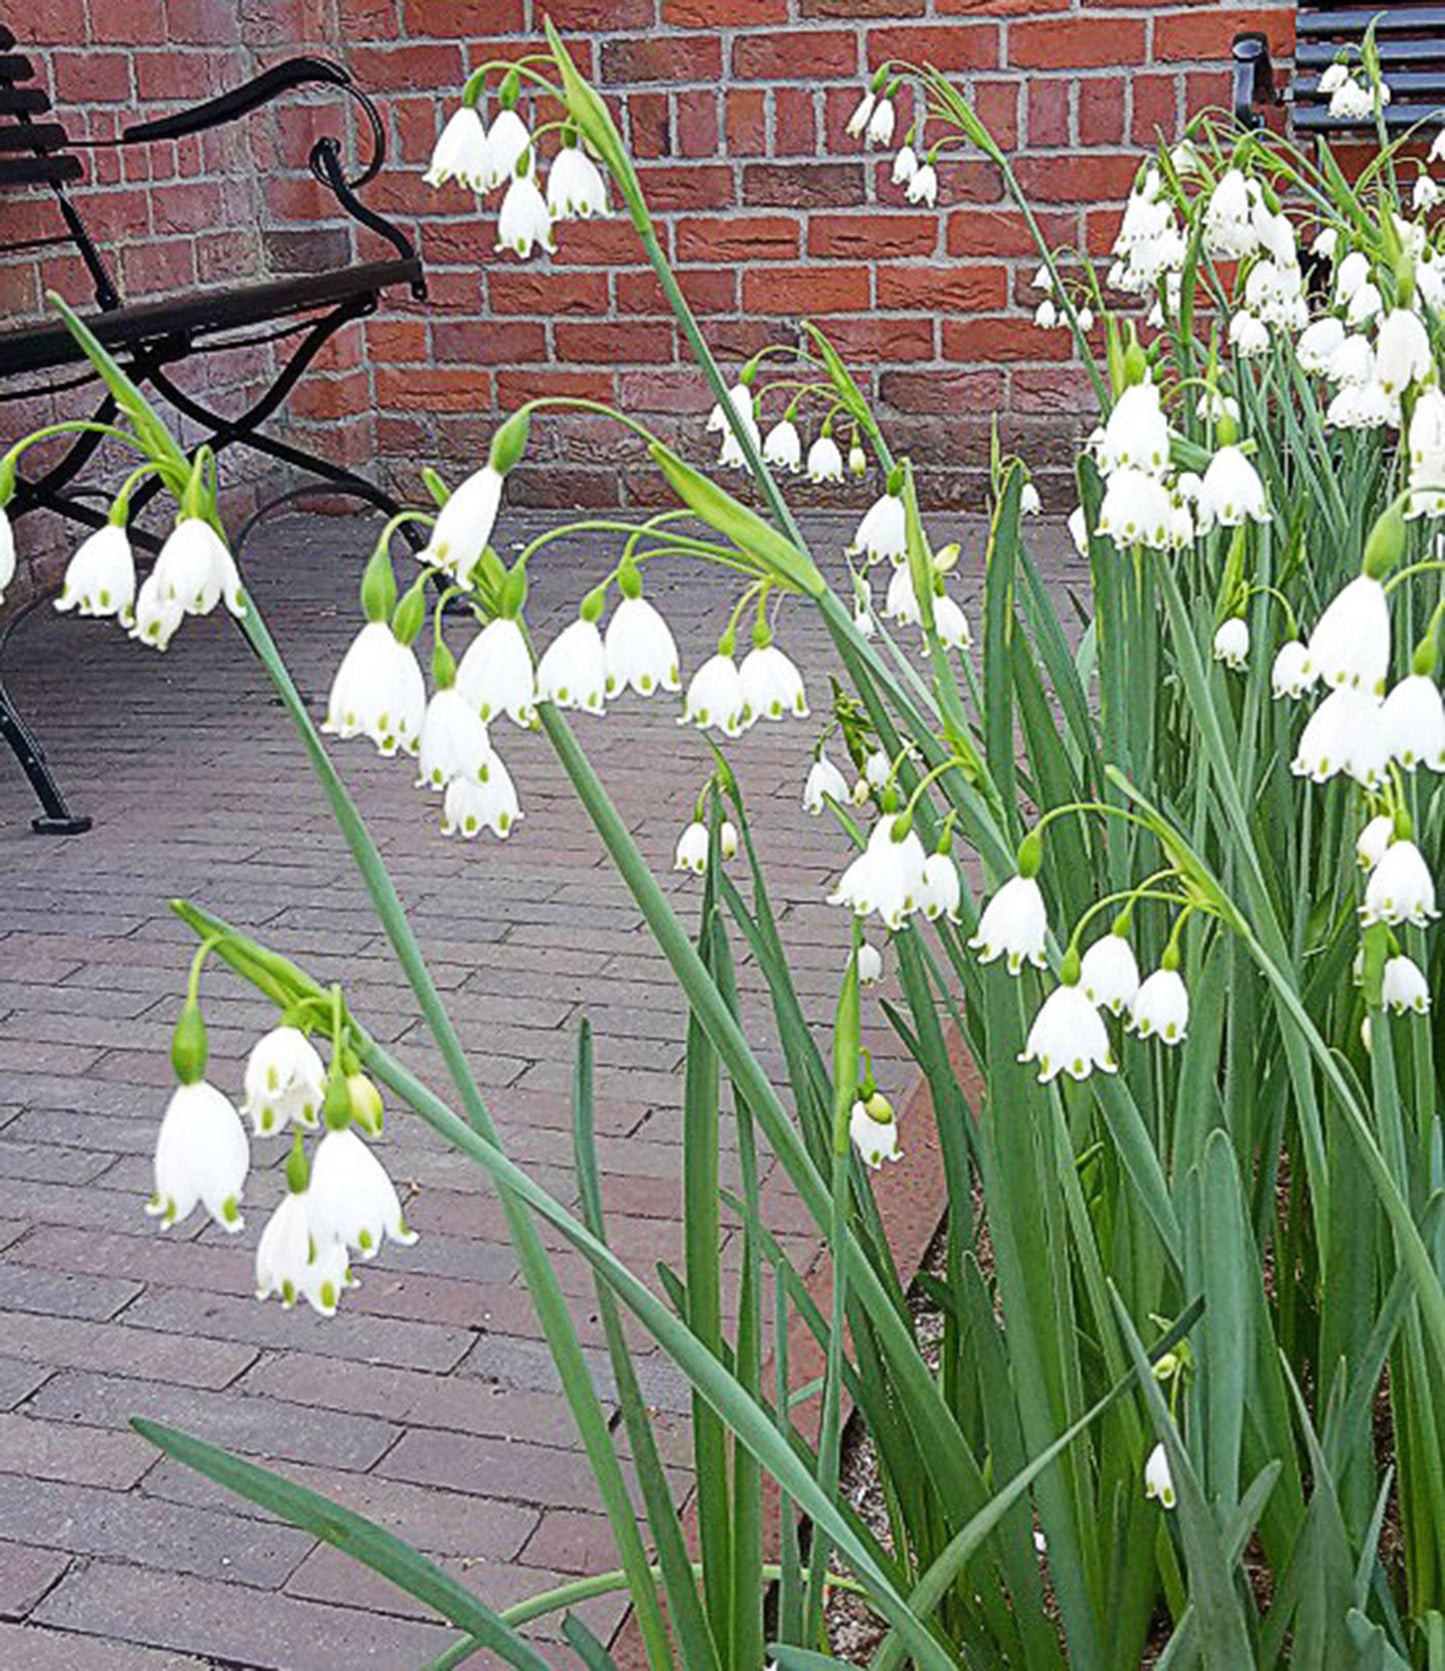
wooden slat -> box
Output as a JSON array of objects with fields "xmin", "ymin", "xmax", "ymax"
[
  {"xmin": 1299, "ymin": 3, "xmax": 1445, "ymax": 30},
  {"xmin": 0, "ymin": 53, "xmax": 36, "ymax": 83},
  {"xmin": 0, "ymin": 154, "xmax": 83, "ymax": 186},
  {"xmin": 1299, "ymin": 37, "xmax": 1445, "ymax": 63},
  {"xmin": 0, "ymin": 88, "xmax": 50, "ymax": 116},
  {"xmin": 0, "ymin": 123, "xmax": 68, "ymax": 154}
]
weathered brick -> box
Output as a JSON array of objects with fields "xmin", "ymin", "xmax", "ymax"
[
  {"xmin": 1011, "ymin": 16, "xmax": 1147, "ymax": 68},
  {"xmin": 732, "ymin": 30, "xmax": 858, "ymax": 79}
]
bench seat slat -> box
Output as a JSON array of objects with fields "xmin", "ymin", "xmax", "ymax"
[
  {"xmin": 0, "ymin": 122, "xmax": 68, "ymax": 153},
  {"xmin": 0, "ymin": 258, "xmax": 422, "ymax": 379},
  {"xmin": 0, "ymin": 155, "xmax": 83, "ymax": 185}
]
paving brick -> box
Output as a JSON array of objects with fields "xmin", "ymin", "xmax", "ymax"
[
  {"xmin": 0, "ymin": 1412, "xmax": 156, "ymax": 1489},
  {"xmin": 0, "ymin": 1542, "xmax": 71, "ymax": 1620},
  {"xmin": 0, "ymin": 1261, "xmax": 142, "ymax": 1323},
  {"xmin": 0, "ymin": 1312, "xmax": 256, "ymax": 1390},
  {"xmin": 0, "ymin": 1619, "xmax": 209, "ymax": 1668}
]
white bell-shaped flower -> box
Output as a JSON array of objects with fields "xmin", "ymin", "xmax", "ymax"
[
  {"xmin": 440, "ymin": 749, "xmax": 521, "ymax": 838},
  {"xmin": 720, "ymin": 820, "xmax": 739, "ymax": 862},
  {"xmin": 1021, "ymin": 483, "xmax": 1042, "ymax": 516},
  {"xmin": 1019, "ymin": 982, "xmax": 1116, "ymax": 1083},
  {"xmin": 906, "ymin": 164, "xmax": 938, "ymax": 208},
  {"xmin": 1130, "ymin": 967, "xmax": 1190, "ymax": 1044},
  {"xmin": 932, "ymin": 593, "xmax": 972, "ymax": 651},
  {"xmin": 1271, "ymin": 640, "xmax": 1313, "ymax": 699},
  {"xmin": 675, "ymin": 820, "xmax": 709, "ymax": 875},
  {"xmin": 1375, "ymin": 308, "xmax": 1433, "ymax": 396},
  {"xmin": 885, "ymin": 564, "xmax": 921, "ymax": 626},
  {"xmin": 865, "ymin": 97, "xmax": 896, "ymax": 147},
  {"xmin": 845, "ymin": 89, "xmax": 876, "ymax": 139},
  {"xmin": 806, "ymin": 434, "xmax": 844, "ymax": 483},
  {"xmin": 803, "ymin": 752, "xmax": 849, "ymax": 815},
  {"xmin": 857, "ymin": 942, "xmax": 884, "ymax": 985},
  {"xmin": 535, "ymin": 617, "xmax": 607, "ymax": 715},
  {"xmin": 241, "ymin": 1026, "xmax": 326, "ymax": 1136},
  {"xmin": 153, "ymin": 517, "xmax": 244, "ymax": 618},
  {"xmin": 497, "ymin": 172, "xmax": 554, "ymax": 259},
  {"xmin": 1035, "ymin": 298, "xmax": 1059, "ymax": 329},
  {"xmin": 1303, "ymin": 575, "xmax": 1390, "ymax": 693},
  {"xmin": 147, "ymin": 1079, "xmax": 249, "ymax": 1232},
  {"xmin": 1213, "ymin": 617, "xmax": 1250, "ymax": 670},
  {"xmin": 1383, "ymin": 955, "xmax": 1430, "ymax": 1015},
  {"xmin": 482, "ymin": 107, "xmax": 531, "ymax": 189},
  {"xmin": 1096, "ymin": 468, "xmax": 1173, "ymax": 549},
  {"xmin": 828, "ymin": 816, "xmax": 928, "ymax": 932},
  {"xmin": 969, "ymin": 874, "xmax": 1048, "ymax": 974},
  {"xmin": 255, "ymin": 1191, "xmax": 352, "ymax": 1317},
  {"xmin": 863, "ymin": 749, "xmax": 891, "ymax": 792},
  {"xmin": 763, "ymin": 419, "xmax": 803, "ymax": 473},
  {"xmin": 850, "ymin": 492, "xmax": 908, "ymax": 566},
  {"xmin": 1347, "ymin": 280, "xmax": 1383, "ymax": 327},
  {"xmin": 1198, "ymin": 446, "xmax": 1268, "ymax": 528},
  {"xmin": 919, "ymin": 852, "xmax": 961, "ymax": 922},
  {"xmin": 324, "ymin": 621, "xmax": 426, "ymax": 757},
  {"xmin": 1229, "ymin": 310, "xmax": 1270, "ymax": 357},
  {"xmin": 308, "ymin": 1127, "xmax": 416, "ymax": 1260},
  {"xmin": 0, "ymin": 508, "xmax": 12, "ymax": 606},
  {"xmin": 1328, "ymin": 333, "xmax": 1375, "ymax": 385},
  {"xmin": 425, "ymin": 106, "xmax": 490, "ymax": 189},
  {"xmin": 1361, "ymin": 839, "xmax": 1438, "ymax": 926},
  {"xmin": 420, "ymin": 465, "xmax": 502, "ymax": 585},
  {"xmin": 130, "ymin": 571, "xmax": 185, "ymax": 651},
  {"xmin": 1292, "ymin": 687, "xmax": 1387, "ymax": 786},
  {"xmin": 739, "ymin": 643, "xmax": 807, "ymax": 720},
  {"xmin": 418, "ymin": 686, "xmax": 493, "ymax": 790},
  {"xmin": 1383, "ymin": 674, "xmax": 1445, "ymax": 770},
  {"xmin": 1080, "ymin": 931, "xmax": 1140, "ymax": 1016},
  {"xmin": 891, "ymin": 143, "xmax": 918, "ymax": 183},
  {"xmin": 1296, "ymin": 316, "xmax": 1346, "ymax": 374},
  {"xmin": 707, "ymin": 382, "xmax": 753, "ymax": 434},
  {"xmin": 55, "ymin": 524, "xmax": 135, "ymax": 621},
  {"xmin": 1097, "ymin": 385, "xmax": 1174, "ymax": 476},
  {"xmin": 1144, "ymin": 1442, "xmax": 1177, "ymax": 1509},
  {"xmin": 681, "ymin": 652, "xmax": 747, "ymax": 737},
  {"xmin": 457, "ymin": 616, "xmax": 536, "ymax": 726},
  {"xmin": 1068, "ymin": 504, "xmax": 1089, "ymax": 557},
  {"xmin": 546, "ymin": 142, "xmax": 608, "ymax": 220},
  {"xmin": 605, "ymin": 596, "xmax": 680, "ymax": 697},
  {"xmin": 1357, "ymin": 813, "xmax": 1395, "ymax": 869},
  {"xmin": 1407, "ymin": 387, "xmax": 1445, "ymax": 517},
  {"xmin": 849, "ymin": 1096, "xmax": 901, "ymax": 1168}
]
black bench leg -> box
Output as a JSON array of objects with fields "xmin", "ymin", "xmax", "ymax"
[{"xmin": 0, "ymin": 677, "xmax": 91, "ymax": 835}]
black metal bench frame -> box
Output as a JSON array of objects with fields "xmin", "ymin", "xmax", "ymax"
[{"xmin": 0, "ymin": 27, "xmax": 427, "ymax": 833}]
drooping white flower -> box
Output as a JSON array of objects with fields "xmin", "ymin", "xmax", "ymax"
[
  {"xmin": 739, "ymin": 643, "xmax": 807, "ymax": 720},
  {"xmin": 1021, "ymin": 483, "xmax": 1042, "ymax": 516},
  {"xmin": 1375, "ymin": 309, "xmax": 1433, "ymax": 397},
  {"xmin": 1080, "ymin": 931, "xmax": 1140, "ymax": 1016},
  {"xmin": 1229, "ymin": 310, "xmax": 1270, "ymax": 357},
  {"xmin": 535, "ymin": 617, "xmax": 607, "ymax": 715},
  {"xmin": 153, "ymin": 518, "xmax": 244, "ymax": 618},
  {"xmin": 1203, "ymin": 168, "xmax": 1256, "ymax": 259},
  {"xmin": 763, "ymin": 418, "xmax": 803, "ymax": 473},
  {"xmin": 1347, "ymin": 281, "xmax": 1383, "ymax": 328},
  {"xmin": 891, "ymin": 143, "xmax": 919, "ymax": 184},
  {"xmin": 0, "ymin": 508, "xmax": 13, "ymax": 606},
  {"xmin": 707, "ymin": 382, "xmax": 754, "ymax": 434},
  {"xmin": 720, "ymin": 820, "xmax": 739, "ymax": 862},
  {"xmin": 1361, "ymin": 840, "xmax": 1438, "ymax": 926},
  {"xmin": 241, "ymin": 1027, "xmax": 326, "ymax": 1136},
  {"xmin": 1383, "ymin": 674, "xmax": 1445, "ymax": 770},
  {"xmin": 857, "ymin": 942, "xmax": 884, "ymax": 985},
  {"xmin": 969, "ymin": 874, "xmax": 1047, "ymax": 973},
  {"xmin": 1292, "ymin": 686, "xmax": 1387, "ymax": 785},
  {"xmin": 130, "ymin": 572, "xmax": 185, "ymax": 651},
  {"xmin": 932, "ymin": 592, "xmax": 972, "ymax": 651},
  {"xmin": 426, "ymin": 106, "xmax": 490, "ymax": 189},
  {"xmin": 919, "ymin": 852, "xmax": 961, "ymax": 922},
  {"xmin": 147, "ymin": 1079, "xmax": 249, "ymax": 1232},
  {"xmin": 1303, "ymin": 575, "xmax": 1390, "ymax": 694},
  {"xmin": 850, "ymin": 492, "xmax": 908, "ymax": 566},
  {"xmin": 865, "ymin": 97, "xmax": 896, "ymax": 147},
  {"xmin": 675, "ymin": 819, "xmax": 709, "ymax": 876},
  {"xmin": 1019, "ymin": 982, "xmax": 1116, "ymax": 1083},
  {"xmin": 1335, "ymin": 250, "xmax": 1372, "ymax": 305},
  {"xmin": 863, "ymin": 749, "xmax": 891, "ymax": 792},
  {"xmin": 884, "ymin": 563, "xmax": 921, "ymax": 626},
  {"xmin": 418, "ymin": 686, "xmax": 493, "ymax": 791},
  {"xmin": 1327, "ymin": 379, "xmax": 1394, "ymax": 431},
  {"xmin": 1433, "ymin": 129, "xmax": 1445, "ymax": 163},
  {"xmin": 421, "ymin": 464, "xmax": 502, "ymax": 585},
  {"xmin": 307, "ymin": 1127, "xmax": 416, "ymax": 1260},
  {"xmin": 681, "ymin": 652, "xmax": 747, "ymax": 737},
  {"xmin": 1407, "ymin": 388, "xmax": 1445, "ymax": 518},
  {"xmin": 324, "ymin": 621, "xmax": 426, "ymax": 757},
  {"xmin": 605, "ymin": 597, "xmax": 680, "ymax": 697},
  {"xmin": 440, "ymin": 751, "xmax": 522, "ymax": 838},
  {"xmin": 803, "ymin": 752, "xmax": 849, "ymax": 815},
  {"xmin": 828, "ymin": 816, "xmax": 929, "ymax": 932},
  {"xmin": 1096, "ymin": 468, "xmax": 1174, "ymax": 549},
  {"xmin": 496, "ymin": 172, "xmax": 554, "ymax": 259},
  {"xmin": 1198, "ymin": 446, "xmax": 1268, "ymax": 529},
  {"xmin": 852, "ymin": 585, "xmax": 877, "ymax": 638},
  {"xmin": 55, "ymin": 524, "xmax": 135, "ymax": 621},
  {"xmin": 1097, "ymin": 383, "xmax": 1172, "ymax": 477},
  {"xmin": 1414, "ymin": 174, "xmax": 1441, "ymax": 212},
  {"xmin": 1271, "ymin": 640, "xmax": 1313, "ymax": 699},
  {"xmin": 1296, "ymin": 316, "xmax": 1346, "ymax": 375},
  {"xmin": 806, "ymin": 434, "xmax": 845, "ymax": 483},
  {"xmin": 718, "ymin": 397, "xmax": 762, "ymax": 470},
  {"xmin": 1357, "ymin": 814, "xmax": 1395, "ymax": 869},
  {"xmin": 849, "ymin": 1097, "xmax": 901, "ymax": 1168},
  {"xmin": 1144, "ymin": 1443, "xmax": 1177, "ymax": 1509},
  {"xmin": 906, "ymin": 164, "xmax": 938, "ymax": 208},
  {"xmin": 546, "ymin": 143, "xmax": 608, "ymax": 220},
  {"xmin": 1130, "ymin": 967, "xmax": 1190, "ymax": 1044},
  {"xmin": 483, "ymin": 107, "xmax": 532, "ymax": 192},
  {"xmin": 1034, "ymin": 298, "xmax": 1058, "ymax": 330},
  {"xmin": 845, "ymin": 89, "xmax": 876, "ymax": 139},
  {"xmin": 456, "ymin": 616, "xmax": 536, "ymax": 726},
  {"xmin": 1329, "ymin": 333, "xmax": 1376, "ymax": 385},
  {"xmin": 1383, "ymin": 955, "xmax": 1431, "ymax": 1015},
  {"xmin": 1329, "ymin": 74, "xmax": 1377, "ymax": 122},
  {"xmin": 1213, "ymin": 617, "xmax": 1250, "ymax": 671},
  {"xmin": 255, "ymin": 1190, "xmax": 352, "ymax": 1317},
  {"xmin": 1068, "ymin": 505, "xmax": 1089, "ymax": 557}
]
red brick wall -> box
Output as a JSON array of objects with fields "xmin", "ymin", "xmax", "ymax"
[{"xmin": 2, "ymin": 0, "xmax": 1292, "ymax": 592}]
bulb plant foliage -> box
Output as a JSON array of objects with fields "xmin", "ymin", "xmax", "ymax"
[{"xmin": 6, "ymin": 21, "xmax": 1445, "ymax": 1669}]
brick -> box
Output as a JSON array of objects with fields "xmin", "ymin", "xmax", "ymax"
[
  {"xmin": 808, "ymin": 212, "xmax": 938, "ymax": 260},
  {"xmin": 881, "ymin": 368, "xmax": 1006, "ymax": 412},
  {"xmin": 803, "ymin": 0, "xmax": 923, "ymax": 13},
  {"xmin": 1079, "ymin": 78, "xmax": 1126, "ymax": 146},
  {"xmin": 1014, "ymin": 151, "xmax": 1143, "ymax": 205},
  {"xmin": 876, "ymin": 264, "xmax": 1008, "ymax": 313},
  {"xmin": 947, "ymin": 205, "xmax": 1078, "ymax": 258},
  {"xmin": 1133, "ymin": 74, "xmax": 1181, "ymax": 146},
  {"xmin": 943, "ymin": 316, "xmax": 1077, "ymax": 362},
  {"xmin": 547, "ymin": 0, "xmax": 653, "ymax": 24},
  {"xmin": 668, "ymin": 0, "xmax": 788, "ymax": 20},
  {"xmin": 742, "ymin": 263, "xmax": 870, "ymax": 314},
  {"xmin": 1154, "ymin": 9, "xmax": 1293, "ymax": 61},
  {"xmin": 0, "ymin": 1621, "xmax": 208, "ymax": 1669},
  {"xmin": 865, "ymin": 24, "xmax": 1000, "ymax": 73},
  {"xmin": 1011, "ymin": 17, "xmax": 1147, "ymax": 69},
  {"xmin": 733, "ymin": 31, "xmax": 858, "ymax": 80},
  {"xmin": 0, "ymin": 1543, "xmax": 69, "ymax": 1621},
  {"xmin": 676, "ymin": 90, "xmax": 721, "ymax": 157},
  {"xmin": 0, "ymin": 1413, "xmax": 154, "ymax": 1490},
  {"xmin": 487, "ymin": 269, "xmax": 609, "ymax": 316},
  {"xmin": 616, "ymin": 265, "xmax": 735, "ymax": 315},
  {"xmin": 497, "ymin": 368, "xmax": 615, "ymax": 406},
  {"xmin": 405, "ymin": 0, "xmax": 525, "ymax": 30},
  {"xmin": 601, "ymin": 38, "xmax": 723, "ymax": 85},
  {"xmin": 375, "ymin": 366, "xmax": 493, "ymax": 413}
]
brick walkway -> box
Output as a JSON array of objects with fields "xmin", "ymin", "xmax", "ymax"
[{"xmin": 0, "ymin": 509, "xmax": 964, "ymax": 1669}]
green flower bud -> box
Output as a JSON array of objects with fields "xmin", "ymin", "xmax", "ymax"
[
  {"xmin": 421, "ymin": 466, "xmax": 450, "ymax": 509},
  {"xmin": 323, "ymin": 1061, "xmax": 352, "ymax": 1131},
  {"xmin": 863, "ymin": 1089, "xmax": 894, "ymax": 1124},
  {"xmin": 581, "ymin": 584, "xmax": 608, "ymax": 624},
  {"xmin": 617, "ymin": 556, "xmax": 643, "ymax": 601},
  {"xmin": 431, "ymin": 636, "xmax": 457, "ymax": 689},
  {"xmin": 170, "ymin": 1000, "xmax": 208, "ymax": 1086},
  {"xmin": 1016, "ymin": 829, "xmax": 1043, "ymax": 878},
  {"xmin": 392, "ymin": 575, "xmax": 428, "ymax": 646},
  {"xmin": 488, "ymin": 408, "xmax": 530, "ymax": 476},
  {"xmin": 360, "ymin": 540, "xmax": 398, "ymax": 625},
  {"xmin": 1364, "ymin": 501, "xmax": 1407, "ymax": 579},
  {"xmin": 1215, "ymin": 411, "xmax": 1239, "ymax": 447},
  {"xmin": 347, "ymin": 1072, "xmax": 385, "ymax": 1137},
  {"xmin": 886, "ymin": 462, "xmax": 906, "ymax": 497},
  {"xmin": 1059, "ymin": 945, "xmax": 1082, "ymax": 986},
  {"xmin": 499, "ymin": 563, "xmax": 528, "ymax": 621},
  {"xmin": 285, "ymin": 1131, "xmax": 310, "ymax": 1195}
]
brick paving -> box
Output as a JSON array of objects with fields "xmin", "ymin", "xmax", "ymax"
[{"xmin": 0, "ymin": 508, "xmax": 973, "ymax": 1669}]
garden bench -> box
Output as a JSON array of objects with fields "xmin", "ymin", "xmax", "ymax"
[
  {"xmin": 1234, "ymin": 2, "xmax": 1445, "ymax": 132},
  {"xmin": 0, "ymin": 26, "xmax": 425, "ymax": 832}
]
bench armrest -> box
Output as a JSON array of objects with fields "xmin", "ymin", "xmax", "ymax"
[{"xmin": 1232, "ymin": 32, "xmax": 1280, "ymax": 130}]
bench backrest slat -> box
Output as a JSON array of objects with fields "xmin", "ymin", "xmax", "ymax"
[
  {"xmin": 0, "ymin": 154, "xmax": 83, "ymax": 186},
  {"xmin": 1295, "ymin": 0, "xmax": 1445, "ymax": 128}
]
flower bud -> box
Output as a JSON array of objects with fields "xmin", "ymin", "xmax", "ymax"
[
  {"xmin": 347, "ymin": 1073, "xmax": 385, "ymax": 1137},
  {"xmin": 360, "ymin": 541, "xmax": 398, "ymax": 625},
  {"xmin": 170, "ymin": 1000, "xmax": 209, "ymax": 1086},
  {"xmin": 391, "ymin": 576, "xmax": 428, "ymax": 646},
  {"xmin": 1364, "ymin": 501, "xmax": 1407, "ymax": 578},
  {"xmin": 324, "ymin": 1062, "xmax": 352, "ymax": 1131},
  {"xmin": 285, "ymin": 1131, "xmax": 310, "ymax": 1195},
  {"xmin": 431, "ymin": 636, "xmax": 457, "ymax": 689},
  {"xmin": 1016, "ymin": 829, "xmax": 1043, "ymax": 878},
  {"xmin": 499, "ymin": 562, "xmax": 528, "ymax": 620},
  {"xmin": 863, "ymin": 1089, "xmax": 894, "ymax": 1123},
  {"xmin": 488, "ymin": 408, "xmax": 531, "ymax": 476}
]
